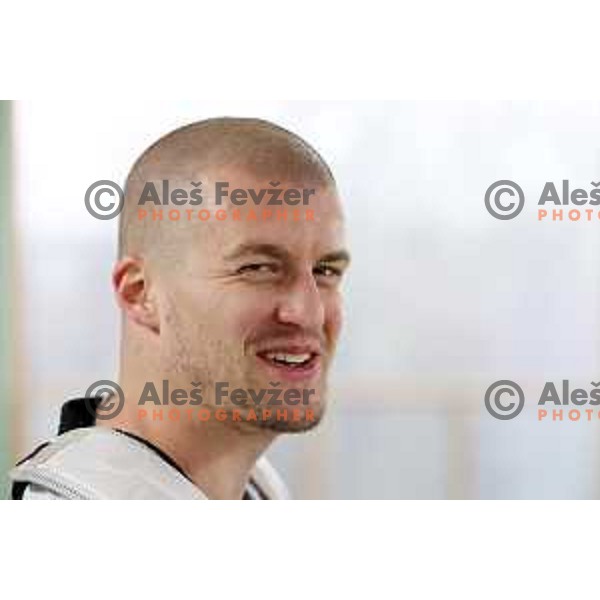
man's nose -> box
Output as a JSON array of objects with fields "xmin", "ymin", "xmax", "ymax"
[{"xmin": 275, "ymin": 271, "xmax": 325, "ymax": 330}]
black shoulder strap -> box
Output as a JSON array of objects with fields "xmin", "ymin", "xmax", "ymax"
[
  {"xmin": 11, "ymin": 441, "xmax": 51, "ymax": 499},
  {"xmin": 58, "ymin": 397, "xmax": 101, "ymax": 434}
]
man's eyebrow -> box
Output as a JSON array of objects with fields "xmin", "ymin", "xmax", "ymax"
[
  {"xmin": 224, "ymin": 243, "xmax": 351, "ymax": 265},
  {"xmin": 224, "ymin": 243, "xmax": 291, "ymax": 262},
  {"xmin": 318, "ymin": 250, "xmax": 351, "ymax": 264}
]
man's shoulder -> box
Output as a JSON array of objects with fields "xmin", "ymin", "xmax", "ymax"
[
  {"xmin": 9, "ymin": 426, "xmax": 288, "ymax": 500},
  {"xmin": 9, "ymin": 427, "xmax": 204, "ymax": 499}
]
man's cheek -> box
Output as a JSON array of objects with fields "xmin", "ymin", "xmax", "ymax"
[
  {"xmin": 325, "ymin": 297, "xmax": 344, "ymax": 340},
  {"xmin": 233, "ymin": 302, "xmax": 277, "ymax": 337}
]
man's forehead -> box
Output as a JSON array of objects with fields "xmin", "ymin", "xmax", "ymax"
[
  {"xmin": 203, "ymin": 168, "xmax": 335, "ymax": 201},
  {"xmin": 184, "ymin": 190, "xmax": 345, "ymax": 261},
  {"xmin": 144, "ymin": 168, "xmax": 340, "ymax": 211},
  {"xmin": 212, "ymin": 213, "xmax": 346, "ymax": 257},
  {"xmin": 151, "ymin": 166, "xmax": 345, "ymax": 265}
]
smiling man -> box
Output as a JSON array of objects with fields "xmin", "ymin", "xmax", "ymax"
[{"xmin": 9, "ymin": 117, "xmax": 350, "ymax": 500}]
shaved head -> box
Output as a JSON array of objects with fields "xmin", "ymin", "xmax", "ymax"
[
  {"xmin": 118, "ymin": 117, "xmax": 337, "ymax": 262},
  {"xmin": 113, "ymin": 116, "xmax": 347, "ymax": 437}
]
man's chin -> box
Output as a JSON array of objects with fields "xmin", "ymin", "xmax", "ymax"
[
  {"xmin": 252, "ymin": 400, "xmax": 326, "ymax": 433},
  {"xmin": 257, "ymin": 411, "xmax": 324, "ymax": 434},
  {"xmin": 237, "ymin": 376, "xmax": 328, "ymax": 432}
]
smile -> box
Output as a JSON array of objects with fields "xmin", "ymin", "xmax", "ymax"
[
  {"xmin": 255, "ymin": 346, "xmax": 322, "ymax": 380},
  {"xmin": 264, "ymin": 352, "xmax": 313, "ymax": 366}
]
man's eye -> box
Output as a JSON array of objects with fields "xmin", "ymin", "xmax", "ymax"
[
  {"xmin": 314, "ymin": 264, "xmax": 343, "ymax": 278},
  {"xmin": 237, "ymin": 263, "xmax": 278, "ymax": 275}
]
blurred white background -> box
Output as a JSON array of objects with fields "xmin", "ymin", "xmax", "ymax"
[{"xmin": 12, "ymin": 100, "xmax": 600, "ymax": 498}]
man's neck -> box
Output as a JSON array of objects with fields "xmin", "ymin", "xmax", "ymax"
[{"xmin": 98, "ymin": 383, "xmax": 277, "ymax": 499}]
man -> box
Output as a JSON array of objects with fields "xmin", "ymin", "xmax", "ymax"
[{"xmin": 9, "ymin": 117, "xmax": 350, "ymax": 499}]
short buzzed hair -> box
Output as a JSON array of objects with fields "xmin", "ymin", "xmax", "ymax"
[{"xmin": 118, "ymin": 117, "xmax": 336, "ymax": 259}]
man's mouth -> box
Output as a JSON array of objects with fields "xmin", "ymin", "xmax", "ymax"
[
  {"xmin": 260, "ymin": 351, "xmax": 315, "ymax": 368},
  {"xmin": 255, "ymin": 346, "xmax": 322, "ymax": 379}
]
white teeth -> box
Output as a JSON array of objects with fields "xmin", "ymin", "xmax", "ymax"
[{"xmin": 266, "ymin": 352, "xmax": 311, "ymax": 364}]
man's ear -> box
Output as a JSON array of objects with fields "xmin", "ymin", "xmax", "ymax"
[{"xmin": 112, "ymin": 256, "xmax": 160, "ymax": 334}]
